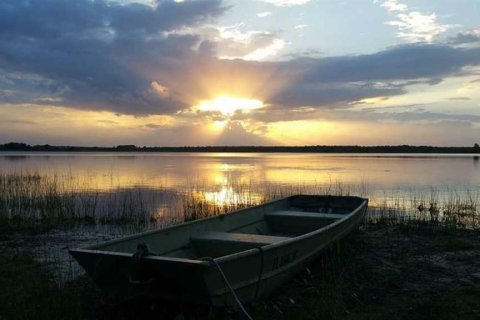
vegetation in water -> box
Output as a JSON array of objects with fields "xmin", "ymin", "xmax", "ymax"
[{"xmin": 0, "ymin": 171, "xmax": 479, "ymax": 233}]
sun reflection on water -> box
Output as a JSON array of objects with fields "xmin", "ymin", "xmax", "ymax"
[{"xmin": 202, "ymin": 186, "xmax": 243, "ymax": 206}]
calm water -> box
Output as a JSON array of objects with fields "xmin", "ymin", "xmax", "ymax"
[{"xmin": 1, "ymin": 152, "xmax": 480, "ymax": 206}]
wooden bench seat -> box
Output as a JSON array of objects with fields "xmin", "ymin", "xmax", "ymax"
[
  {"xmin": 266, "ymin": 210, "xmax": 345, "ymax": 220},
  {"xmin": 191, "ymin": 232, "xmax": 290, "ymax": 258},
  {"xmin": 265, "ymin": 210, "xmax": 347, "ymax": 236}
]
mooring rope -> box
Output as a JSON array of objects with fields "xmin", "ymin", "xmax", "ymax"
[
  {"xmin": 254, "ymin": 246, "xmax": 264, "ymax": 301},
  {"xmin": 129, "ymin": 242, "xmax": 158, "ymax": 285},
  {"xmin": 130, "ymin": 242, "xmax": 257, "ymax": 319},
  {"xmin": 202, "ymin": 257, "xmax": 254, "ymax": 320}
]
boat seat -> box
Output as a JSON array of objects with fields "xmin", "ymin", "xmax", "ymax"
[
  {"xmin": 266, "ymin": 210, "xmax": 345, "ymax": 219},
  {"xmin": 191, "ymin": 232, "xmax": 290, "ymax": 258},
  {"xmin": 265, "ymin": 210, "xmax": 346, "ymax": 236}
]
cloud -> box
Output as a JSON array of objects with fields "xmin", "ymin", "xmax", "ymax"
[
  {"xmin": 246, "ymin": 102, "xmax": 480, "ymax": 126},
  {"xmin": 257, "ymin": 0, "xmax": 311, "ymax": 7},
  {"xmin": 150, "ymin": 81, "xmax": 171, "ymax": 98},
  {"xmin": 257, "ymin": 11, "xmax": 272, "ymax": 18},
  {"xmin": 191, "ymin": 24, "xmax": 285, "ymax": 60},
  {"xmin": 215, "ymin": 121, "xmax": 275, "ymax": 145},
  {"xmin": 376, "ymin": 0, "xmax": 452, "ymax": 43},
  {"xmin": 0, "ymin": 0, "xmax": 226, "ymax": 114},
  {"xmin": 446, "ymin": 97, "xmax": 471, "ymax": 101},
  {"xmin": 145, "ymin": 123, "xmax": 164, "ymax": 129},
  {"xmin": 377, "ymin": 0, "xmax": 407, "ymax": 12},
  {"xmin": 265, "ymin": 44, "xmax": 480, "ymax": 108},
  {"xmin": 301, "ymin": 44, "xmax": 480, "ymax": 83},
  {"xmin": 448, "ymin": 29, "xmax": 480, "ymax": 45},
  {"xmin": 294, "ymin": 24, "xmax": 308, "ymax": 30},
  {"xmin": 376, "ymin": 111, "xmax": 480, "ymax": 125}
]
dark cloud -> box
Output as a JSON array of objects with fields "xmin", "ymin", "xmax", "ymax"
[
  {"xmin": 215, "ymin": 121, "xmax": 275, "ymax": 145},
  {"xmin": 448, "ymin": 31, "xmax": 480, "ymax": 45},
  {"xmin": 257, "ymin": 44, "xmax": 480, "ymax": 108},
  {"xmin": 298, "ymin": 44, "xmax": 480, "ymax": 83},
  {"xmin": 97, "ymin": 119, "xmax": 119, "ymax": 125},
  {"xmin": 377, "ymin": 111, "xmax": 480, "ymax": 124},
  {"xmin": 233, "ymin": 100, "xmax": 480, "ymax": 126},
  {"xmin": 145, "ymin": 123, "xmax": 164, "ymax": 129},
  {"xmin": 269, "ymin": 82, "xmax": 404, "ymax": 107},
  {"xmin": 447, "ymin": 97, "xmax": 471, "ymax": 101},
  {"xmin": 0, "ymin": 119, "xmax": 37, "ymax": 125},
  {"xmin": 0, "ymin": 0, "xmax": 226, "ymax": 114}
]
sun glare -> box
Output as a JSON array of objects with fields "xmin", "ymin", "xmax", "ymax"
[
  {"xmin": 213, "ymin": 120, "xmax": 227, "ymax": 130},
  {"xmin": 196, "ymin": 96, "xmax": 264, "ymax": 116}
]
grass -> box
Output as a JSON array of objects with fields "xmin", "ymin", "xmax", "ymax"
[
  {"xmin": 1, "ymin": 171, "xmax": 479, "ymax": 233},
  {"xmin": 0, "ymin": 172, "xmax": 363, "ymax": 232},
  {"xmin": 0, "ymin": 248, "xmax": 101, "ymax": 320},
  {"xmin": 245, "ymin": 225, "xmax": 480, "ymax": 320}
]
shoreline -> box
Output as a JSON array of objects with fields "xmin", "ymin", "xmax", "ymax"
[{"xmin": 1, "ymin": 142, "xmax": 480, "ymax": 154}]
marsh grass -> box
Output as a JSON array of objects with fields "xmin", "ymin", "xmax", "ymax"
[
  {"xmin": 1, "ymin": 172, "xmax": 479, "ymax": 233},
  {"xmin": 0, "ymin": 172, "xmax": 180, "ymax": 231},
  {"xmin": 367, "ymin": 188, "xmax": 480, "ymax": 230}
]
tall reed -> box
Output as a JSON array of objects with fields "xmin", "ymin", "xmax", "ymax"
[{"xmin": 0, "ymin": 171, "xmax": 478, "ymax": 231}]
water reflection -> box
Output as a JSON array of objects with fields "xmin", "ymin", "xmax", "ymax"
[{"xmin": 1, "ymin": 152, "xmax": 479, "ymax": 210}]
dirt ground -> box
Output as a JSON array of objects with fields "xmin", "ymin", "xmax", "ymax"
[{"xmin": 248, "ymin": 224, "xmax": 480, "ymax": 320}]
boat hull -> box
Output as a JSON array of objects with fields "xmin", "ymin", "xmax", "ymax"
[{"xmin": 70, "ymin": 195, "xmax": 368, "ymax": 306}]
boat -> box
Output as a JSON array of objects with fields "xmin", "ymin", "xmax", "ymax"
[{"xmin": 69, "ymin": 195, "xmax": 368, "ymax": 307}]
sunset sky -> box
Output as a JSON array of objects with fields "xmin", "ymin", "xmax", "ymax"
[{"xmin": 0, "ymin": 0, "xmax": 479, "ymax": 146}]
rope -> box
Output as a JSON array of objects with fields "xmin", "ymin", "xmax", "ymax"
[
  {"xmin": 129, "ymin": 242, "xmax": 157, "ymax": 285},
  {"xmin": 202, "ymin": 257, "xmax": 254, "ymax": 320},
  {"xmin": 254, "ymin": 247, "xmax": 264, "ymax": 301}
]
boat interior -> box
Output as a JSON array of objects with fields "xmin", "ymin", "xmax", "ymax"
[
  {"xmin": 92, "ymin": 196, "xmax": 364, "ymax": 260},
  {"xmin": 186, "ymin": 206, "xmax": 354, "ymax": 259}
]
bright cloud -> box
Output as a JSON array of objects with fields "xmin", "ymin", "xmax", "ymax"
[
  {"xmin": 258, "ymin": 0, "xmax": 311, "ymax": 7},
  {"xmin": 242, "ymin": 38, "xmax": 285, "ymax": 60},
  {"xmin": 215, "ymin": 25, "xmax": 285, "ymax": 60},
  {"xmin": 377, "ymin": 0, "xmax": 407, "ymax": 12},
  {"xmin": 257, "ymin": 11, "xmax": 272, "ymax": 18},
  {"xmin": 376, "ymin": 0, "xmax": 452, "ymax": 43},
  {"xmin": 150, "ymin": 82, "xmax": 170, "ymax": 98},
  {"xmin": 294, "ymin": 24, "xmax": 308, "ymax": 30}
]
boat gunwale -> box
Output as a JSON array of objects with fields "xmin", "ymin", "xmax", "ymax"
[
  {"xmin": 68, "ymin": 248, "xmax": 209, "ymax": 265},
  {"xmin": 69, "ymin": 195, "xmax": 367, "ymax": 265}
]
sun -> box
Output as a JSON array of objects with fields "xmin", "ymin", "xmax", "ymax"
[{"xmin": 196, "ymin": 96, "xmax": 264, "ymax": 116}]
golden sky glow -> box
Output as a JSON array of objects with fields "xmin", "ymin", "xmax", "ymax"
[{"xmin": 195, "ymin": 96, "xmax": 264, "ymax": 116}]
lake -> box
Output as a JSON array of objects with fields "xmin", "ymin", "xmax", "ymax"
[{"xmin": 1, "ymin": 152, "xmax": 479, "ymax": 203}]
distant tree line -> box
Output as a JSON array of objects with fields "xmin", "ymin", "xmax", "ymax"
[{"xmin": 1, "ymin": 142, "xmax": 480, "ymax": 153}]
